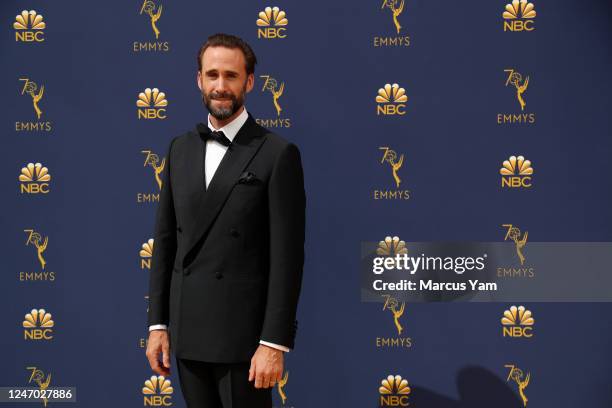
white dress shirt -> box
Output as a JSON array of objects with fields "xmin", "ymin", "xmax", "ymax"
[{"xmin": 149, "ymin": 106, "xmax": 290, "ymax": 353}]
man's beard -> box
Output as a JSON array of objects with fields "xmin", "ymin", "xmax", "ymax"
[{"xmin": 202, "ymin": 85, "xmax": 246, "ymax": 120}]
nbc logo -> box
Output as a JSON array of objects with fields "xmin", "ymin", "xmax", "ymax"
[
  {"xmin": 140, "ymin": 239, "xmax": 154, "ymax": 269},
  {"xmin": 142, "ymin": 375, "xmax": 173, "ymax": 406},
  {"xmin": 377, "ymin": 236, "xmax": 408, "ymax": 257},
  {"xmin": 376, "ymin": 83, "xmax": 408, "ymax": 116},
  {"xmin": 23, "ymin": 308, "xmax": 54, "ymax": 340},
  {"xmin": 14, "ymin": 10, "xmax": 45, "ymax": 42},
  {"xmin": 502, "ymin": 305, "xmax": 534, "ymax": 338},
  {"xmin": 500, "ymin": 155, "xmax": 533, "ymax": 188},
  {"xmin": 502, "ymin": 0, "xmax": 536, "ymax": 32},
  {"xmin": 379, "ymin": 375, "xmax": 411, "ymax": 407},
  {"xmin": 19, "ymin": 162, "xmax": 51, "ymax": 194},
  {"xmin": 257, "ymin": 7, "xmax": 288, "ymax": 39},
  {"xmin": 137, "ymin": 88, "xmax": 168, "ymax": 119}
]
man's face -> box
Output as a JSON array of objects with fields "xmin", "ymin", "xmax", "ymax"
[{"xmin": 197, "ymin": 46, "xmax": 254, "ymax": 120}]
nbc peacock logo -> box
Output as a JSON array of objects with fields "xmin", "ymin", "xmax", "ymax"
[
  {"xmin": 377, "ymin": 236, "xmax": 408, "ymax": 257},
  {"xmin": 379, "ymin": 375, "xmax": 411, "ymax": 407},
  {"xmin": 14, "ymin": 10, "xmax": 45, "ymax": 42},
  {"xmin": 376, "ymin": 83, "xmax": 408, "ymax": 116},
  {"xmin": 500, "ymin": 155, "xmax": 533, "ymax": 188},
  {"xmin": 140, "ymin": 239, "xmax": 154, "ymax": 269},
  {"xmin": 502, "ymin": 0, "xmax": 536, "ymax": 32},
  {"xmin": 256, "ymin": 7, "xmax": 288, "ymax": 39},
  {"xmin": 137, "ymin": 88, "xmax": 168, "ymax": 120},
  {"xmin": 501, "ymin": 305, "xmax": 534, "ymax": 338},
  {"xmin": 23, "ymin": 308, "xmax": 54, "ymax": 340},
  {"xmin": 142, "ymin": 375, "xmax": 173, "ymax": 406},
  {"xmin": 19, "ymin": 162, "xmax": 51, "ymax": 194}
]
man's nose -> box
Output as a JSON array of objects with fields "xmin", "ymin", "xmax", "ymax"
[{"xmin": 215, "ymin": 77, "xmax": 229, "ymax": 93}]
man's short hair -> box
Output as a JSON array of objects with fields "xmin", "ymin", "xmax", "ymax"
[{"xmin": 197, "ymin": 33, "xmax": 258, "ymax": 75}]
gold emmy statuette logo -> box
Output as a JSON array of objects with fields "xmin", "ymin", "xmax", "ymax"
[
  {"xmin": 140, "ymin": 239, "xmax": 154, "ymax": 269},
  {"xmin": 379, "ymin": 375, "xmax": 411, "ymax": 407},
  {"xmin": 505, "ymin": 365, "xmax": 530, "ymax": 407},
  {"xmin": 27, "ymin": 367, "xmax": 51, "ymax": 407},
  {"xmin": 140, "ymin": 1, "xmax": 162, "ymax": 39},
  {"xmin": 502, "ymin": 224, "xmax": 528, "ymax": 265},
  {"xmin": 137, "ymin": 88, "xmax": 168, "ymax": 120},
  {"xmin": 19, "ymin": 78, "xmax": 44, "ymax": 119},
  {"xmin": 142, "ymin": 150, "xmax": 166, "ymax": 190},
  {"xmin": 24, "ymin": 229, "xmax": 48, "ymax": 269},
  {"xmin": 19, "ymin": 162, "xmax": 51, "ymax": 194},
  {"xmin": 501, "ymin": 305, "xmax": 534, "ymax": 338},
  {"xmin": 503, "ymin": 0, "xmax": 536, "ymax": 32},
  {"xmin": 377, "ymin": 236, "xmax": 408, "ymax": 257},
  {"xmin": 14, "ymin": 10, "xmax": 45, "ymax": 42},
  {"xmin": 23, "ymin": 308, "xmax": 54, "ymax": 340},
  {"xmin": 260, "ymin": 75, "xmax": 285, "ymax": 117},
  {"xmin": 277, "ymin": 371, "xmax": 289, "ymax": 405},
  {"xmin": 500, "ymin": 155, "xmax": 533, "ymax": 188},
  {"xmin": 257, "ymin": 6, "xmax": 288, "ymax": 39},
  {"xmin": 382, "ymin": 294, "xmax": 405, "ymax": 335},
  {"xmin": 373, "ymin": 148, "xmax": 410, "ymax": 200},
  {"xmin": 376, "ymin": 83, "xmax": 408, "ymax": 116},
  {"xmin": 379, "ymin": 147, "xmax": 404, "ymax": 188},
  {"xmin": 504, "ymin": 69, "xmax": 529, "ymax": 111},
  {"xmin": 381, "ymin": 0, "xmax": 404, "ymax": 34},
  {"xmin": 143, "ymin": 375, "xmax": 173, "ymax": 406}
]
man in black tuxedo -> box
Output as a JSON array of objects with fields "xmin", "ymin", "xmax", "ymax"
[{"xmin": 145, "ymin": 33, "xmax": 305, "ymax": 408}]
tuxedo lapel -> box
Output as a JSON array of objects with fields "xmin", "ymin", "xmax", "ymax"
[{"xmin": 182, "ymin": 115, "xmax": 267, "ymax": 267}]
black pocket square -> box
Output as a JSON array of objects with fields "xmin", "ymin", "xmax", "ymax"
[{"xmin": 238, "ymin": 171, "xmax": 257, "ymax": 184}]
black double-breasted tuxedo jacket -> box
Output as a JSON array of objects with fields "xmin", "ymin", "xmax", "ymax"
[{"xmin": 147, "ymin": 113, "xmax": 305, "ymax": 363}]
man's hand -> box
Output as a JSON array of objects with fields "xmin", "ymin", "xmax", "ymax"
[
  {"xmin": 146, "ymin": 329, "xmax": 171, "ymax": 376},
  {"xmin": 248, "ymin": 344, "xmax": 284, "ymax": 389}
]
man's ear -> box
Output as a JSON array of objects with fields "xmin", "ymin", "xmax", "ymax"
[
  {"xmin": 245, "ymin": 73, "xmax": 255, "ymax": 93},
  {"xmin": 196, "ymin": 71, "xmax": 203, "ymax": 92}
]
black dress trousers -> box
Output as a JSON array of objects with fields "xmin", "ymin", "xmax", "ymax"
[{"xmin": 176, "ymin": 357, "xmax": 272, "ymax": 408}]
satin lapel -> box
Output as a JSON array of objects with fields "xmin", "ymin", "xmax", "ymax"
[{"xmin": 182, "ymin": 116, "xmax": 266, "ymax": 266}]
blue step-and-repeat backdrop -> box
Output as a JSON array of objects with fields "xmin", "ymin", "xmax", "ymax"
[{"xmin": 2, "ymin": 0, "xmax": 612, "ymax": 407}]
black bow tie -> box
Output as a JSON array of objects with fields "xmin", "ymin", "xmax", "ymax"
[{"xmin": 196, "ymin": 124, "xmax": 232, "ymax": 147}]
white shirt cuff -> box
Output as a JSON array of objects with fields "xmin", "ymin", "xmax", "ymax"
[
  {"xmin": 149, "ymin": 324, "xmax": 168, "ymax": 331},
  {"xmin": 259, "ymin": 340, "xmax": 290, "ymax": 352}
]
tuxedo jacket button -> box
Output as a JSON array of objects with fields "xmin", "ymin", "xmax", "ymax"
[
  {"xmin": 183, "ymin": 268, "xmax": 190, "ymax": 276},
  {"xmin": 177, "ymin": 226, "xmax": 182, "ymax": 233},
  {"xmin": 215, "ymin": 271, "xmax": 223, "ymax": 279},
  {"xmin": 230, "ymin": 228, "xmax": 239, "ymax": 237}
]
